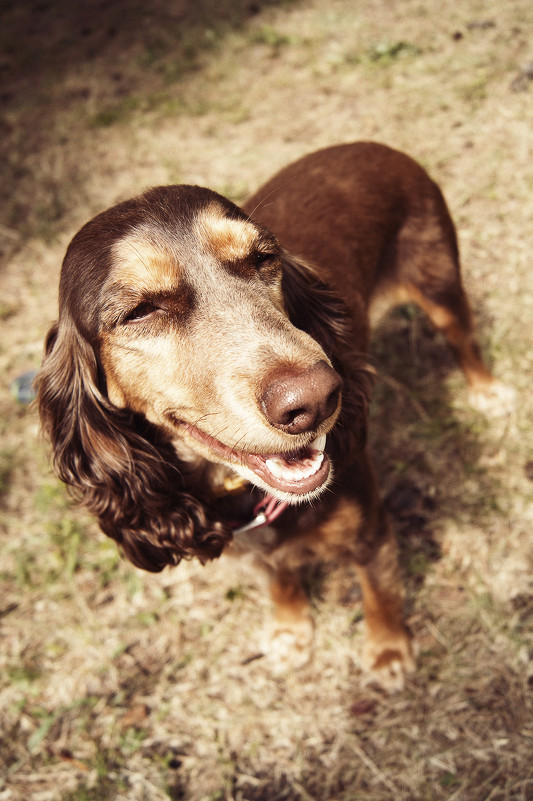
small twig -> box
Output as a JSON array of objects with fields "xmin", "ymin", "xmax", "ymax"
[
  {"xmin": 0, "ymin": 223, "xmax": 22, "ymax": 241},
  {"xmin": 292, "ymin": 779, "xmax": 319, "ymax": 801},
  {"xmin": 0, "ymin": 223, "xmax": 43, "ymax": 257},
  {"xmin": 380, "ymin": 373, "xmax": 431, "ymax": 422},
  {"xmin": 348, "ymin": 741, "xmax": 402, "ymax": 796}
]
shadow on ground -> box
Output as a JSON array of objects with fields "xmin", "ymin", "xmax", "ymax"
[
  {"xmin": 368, "ymin": 304, "xmax": 501, "ymax": 594},
  {"xmin": 0, "ymin": 0, "xmax": 295, "ymax": 235}
]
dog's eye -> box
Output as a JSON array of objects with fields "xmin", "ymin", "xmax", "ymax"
[
  {"xmin": 124, "ymin": 302, "xmax": 158, "ymax": 324},
  {"xmin": 255, "ymin": 252, "xmax": 276, "ymax": 268},
  {"xmin": 254, "ymin": 252, "xmax": 282, "ymax": 286}
]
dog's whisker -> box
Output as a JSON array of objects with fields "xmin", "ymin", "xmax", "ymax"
[{"xmin": 244, "ymin": 178, "xmax": 293, "ymax": 222}]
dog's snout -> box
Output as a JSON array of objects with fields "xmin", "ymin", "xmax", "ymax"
[{"xmin": 261, "ymin": 360, "xmax": 342, "ymax": 434}]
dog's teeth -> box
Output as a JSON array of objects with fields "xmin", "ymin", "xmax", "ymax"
[
  {"xmin": 265, "ymin": 458, "xmax": 282, "ymax": 477},
  {"xmin": 265, "ymin": 451, "xmax": 324, "ymax": 482},
  {"xmin": 311, "ymin": 434, "xmax": 326, "ymax": 452}
]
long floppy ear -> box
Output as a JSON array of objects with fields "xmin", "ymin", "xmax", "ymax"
[
  {"xmin": 280, "ymin": 251, "xmax": 375, "ymax": 467},
  {"xmin": 36, "ymin": 318, "xmax": 232, "ymax": 571}
]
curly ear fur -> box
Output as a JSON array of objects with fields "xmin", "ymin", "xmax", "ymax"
[
  {"xmin": 36, "ymin": 317, "xmax": 232, "ymax": 571},
  {"xmin": 280, "ymin": 252, "xmax": 374, "ymax": 467}
]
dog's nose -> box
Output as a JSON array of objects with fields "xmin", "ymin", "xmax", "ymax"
[{"xmin": 261, "ymin": 360, "xmax": 342, "ymax": 434}]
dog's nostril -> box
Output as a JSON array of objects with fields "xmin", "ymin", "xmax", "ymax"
[
  {"xmin": 281, "ymin": 406, "xmax": 307, "ymax": 427},
  {"xmin": 261, "ymin": 360, "xmax": 342, "ymax": 434}
]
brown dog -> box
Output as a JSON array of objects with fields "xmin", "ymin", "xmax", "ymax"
[{"xmin": 37, "ymin": 142, "xmax": 509, "ymax": 691}]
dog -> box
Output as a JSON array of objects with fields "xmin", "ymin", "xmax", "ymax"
[{"xmin": 37, "ymin": 142, "xmax": 510, "ymax": 692}]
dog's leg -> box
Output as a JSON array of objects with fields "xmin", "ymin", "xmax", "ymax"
[
  {"xmin": 352, "ymin": 506, "xmax": 415, "ymax": 693},
  {"xmin": 267, "ymin": 483, "xmax": 415, "ymax": 691},
  {"xmin": 391, "ymin": 194, "xmax": 515, "ymax": 416},
  {"xmin": 406, "ymin": 284, "xmax": 515, "ymax": 415},
  {"xmin": 264, "ymin": 568, "xmax": 315, "ymax": 675}
]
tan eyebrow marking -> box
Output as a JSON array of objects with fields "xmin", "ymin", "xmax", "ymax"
[
  {"xmin": 110, "ymin": 234, "xmax": 181, "ymax": 294},
  {"xmin": 193, "ymin": 203, "xmax": 259, "ymax": 263}
]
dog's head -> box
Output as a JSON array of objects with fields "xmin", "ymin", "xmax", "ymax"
[{"xmin": 37, "ymin": 186, "xmax": 370, "ymax": 569}]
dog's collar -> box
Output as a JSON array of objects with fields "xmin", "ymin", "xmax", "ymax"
[{"xmin": 232, "ymin": 494, "xmax": 289, "ymax": 534}]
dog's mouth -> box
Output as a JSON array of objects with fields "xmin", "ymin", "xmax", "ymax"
[
  {"xmin": 179, "ymin": 421, "xmax": 330, "ymax": 496},
  {"xmin": 246, "ymin": 435, "xmax": 329, "ymax": 495}
]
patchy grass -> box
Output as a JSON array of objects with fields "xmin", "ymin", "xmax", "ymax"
[
  {"xmin": 1, "ymin": 0, "xmax": 532, "ymax": 799},
  {"xmin": 366, "ymin": 40, "xmax": 423, "ymax": 64}
]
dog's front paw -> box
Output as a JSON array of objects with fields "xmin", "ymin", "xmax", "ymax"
[
  {"xmin": 362, "ymin": 630, "xmax": 415, "ymax": 693},
  {"xmin": 468, "ymin": 380, "xmax": 516, "ymax": 417},
  {"xmin": 262, "ymin": 614, "xmax": 315, "ymax": 675}
]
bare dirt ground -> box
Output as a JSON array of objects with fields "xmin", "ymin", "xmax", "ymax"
[{"xmin": 1, "ymin": 1, "xmax": 532, "ymax": 799}]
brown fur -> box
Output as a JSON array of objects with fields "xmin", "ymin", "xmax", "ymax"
[{"xmin": 37, "ymin": 142, "xmax": 502, "ymax": 690}]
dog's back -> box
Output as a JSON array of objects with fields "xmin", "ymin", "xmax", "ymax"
[{"xmin": 245, "ymin": 142, "xmax": 453, "ymax": 311}]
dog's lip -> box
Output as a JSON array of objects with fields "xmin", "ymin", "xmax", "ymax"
[
  {"xmin": 246, "ymin": 447, "xmax": 330, "ymax": 495},
  {"xmin": 178, "ymin": 421, "xmax": 330, "ymax": 495}
]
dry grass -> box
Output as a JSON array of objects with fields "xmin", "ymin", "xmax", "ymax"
[{"xmin": 1, "ymin": 0, "xmax": 532, "ymax": 799}]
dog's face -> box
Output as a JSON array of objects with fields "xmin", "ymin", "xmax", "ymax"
[{"xmin": 62, "ymin": 186, "xmax": 341, "ymax": 503}]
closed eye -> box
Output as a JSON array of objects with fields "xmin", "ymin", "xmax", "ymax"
[{"xmin": 123, "ymin": 301, "xmax": 159, "ymax": 324}]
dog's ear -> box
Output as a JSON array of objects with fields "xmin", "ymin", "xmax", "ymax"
[
  {"xmin": 280, "ymin": 251, "xmax": 374, "ymax": 466},
  {"xmin": 36, "ymin": 318, "xmax": 231, "ymax": 571}
]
